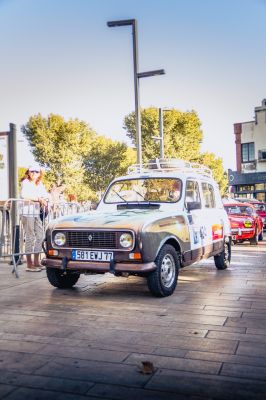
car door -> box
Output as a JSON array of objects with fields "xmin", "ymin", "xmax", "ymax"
[
  {"xmin": 185, "ymin": 179, "xmax": 205, "ymax": 262},
  {"xmin": 201, "ymin": 181, "xmax": 223, "ymax": 255}
]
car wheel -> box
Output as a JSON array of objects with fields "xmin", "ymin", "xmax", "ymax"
[
  {"xmin": 147, "ymin": 244, "xmax": 179, "ymax": 297},
  {"xmin": 258, "ymin": 230, "xmax": 263, "ymax": 241},
  {"xmin": 214, "ymin": 239, "xmax": 231, "ymax": 270},
  {"xmin": 250, "ymin": 227, "xmax": 258, "ymax": 245},
  {"xmin": 46, "ymin": 267, "xmax": 80, "ymax": 288}
]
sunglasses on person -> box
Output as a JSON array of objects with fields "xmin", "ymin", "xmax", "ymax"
[{"xmin": 29, "ymin": 170, "xmax": 40, "ymax": 173}]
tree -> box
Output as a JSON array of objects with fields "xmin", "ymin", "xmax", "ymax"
[
  {"xmin": 124, "ymin": 107, "xmax": 227, "ymax": 194},
  {"xmin": 84, "ymin": 136, "xmax": 136, "ymax": 194},
  {"xmin": 0, "ymin": 153, "xmax": 4, "ymax": 169},
  {"xmin": 22, "ymin": 114, "xmax": 95, "ymax": 200},
  {"xmin": 124, "ymin": 107, "xmax": 203, "ymax": 162},
  {"xmin": 197, "ymin": 152, "xmax": 228, "ymax": 196}
]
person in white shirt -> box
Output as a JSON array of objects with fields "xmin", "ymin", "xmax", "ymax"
[{"xmin": 20, "ymin": 165, "xmax": 49, "ymax": 272}]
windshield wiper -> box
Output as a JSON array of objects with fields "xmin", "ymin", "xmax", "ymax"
[
  {"xmin": 112, "ymin": 189, "xmax": 127, "ymax": 202},
  {"xmin": 132, "ymin": 189, "xmax": 145, "ymax": 200}
]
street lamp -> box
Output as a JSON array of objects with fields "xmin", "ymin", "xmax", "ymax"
[
  {"xmin": 107, "ymin": 19, "xmax": 165, "ymax": 166},
  {"xmin": 152, "ymin": 108, "xmax": 171, "ymax": 159}
]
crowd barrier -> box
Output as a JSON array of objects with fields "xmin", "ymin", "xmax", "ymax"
[{"xmin": 0, "ymin": 199, "xmax": 91, "ymax": 277}]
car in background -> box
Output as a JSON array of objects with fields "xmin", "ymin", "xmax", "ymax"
[
  {"xmin": 224, "ymin": 202, "xmax": 263, "ymax": 245},
  {"xmin": 248, "ymin": 201, "xmax": 266, "ymax": 229},
  {"xmin": 233, "ymin": 198, "xmax": 266, "ymax": 230}
]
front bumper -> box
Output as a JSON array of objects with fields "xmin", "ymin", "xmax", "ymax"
[
  {"xmin": 41, "ymin": 257, "xmax": 156, "ymax": 273},
  {"xmin": 231, "ymin": 227, "xmax": 255, "ymax": 241}
]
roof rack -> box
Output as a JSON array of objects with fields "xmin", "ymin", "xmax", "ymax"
[{"xmin": 127, "ymin": 158, "xmax": 213, "ymax": 178}]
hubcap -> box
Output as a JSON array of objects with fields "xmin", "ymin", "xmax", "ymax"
[
  {"xmin": 224, "ymin": 243, "xmax": 229, "ymax": 262},
  {"xmin": 160, "ymin": 254, "xmax": 176, "ymax": 288}
]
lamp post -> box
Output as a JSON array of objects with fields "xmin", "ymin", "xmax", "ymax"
[
  {"xmin": 159, "ymin": 108, "xmax": 164, "ymax": 159},
  {"xmin": 107, "ymin": 19, "xmax": 165, "ymax": 166},
  {"xmin": 152, "ymin": 108, "xmax": 171, "ymax": 159}
]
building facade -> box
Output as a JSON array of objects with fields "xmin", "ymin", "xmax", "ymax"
[{"xmin": 229, "ymin": 99, "xmax": 266, "ymax": 201}]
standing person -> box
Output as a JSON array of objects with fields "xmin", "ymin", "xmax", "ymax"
[{"xmin": 20, "ymin": 165, "xmax": 49, "ymax": 272}]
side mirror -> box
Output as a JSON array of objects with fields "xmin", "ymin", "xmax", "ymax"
[
  {"xmin": 90, "ymin": 202, "xmax": 98, "ymax": 210},
  {"xmin": 187, "ymin": 201, "xmax": 201, "ymax": 212}
]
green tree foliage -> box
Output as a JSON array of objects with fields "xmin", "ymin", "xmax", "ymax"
[
  {"xmin": 124, "ymin": 107, "xmax": 227, "ymax": 194},
  {"xmin": 124, "ymin": 107, "xmax": 203, "ymax": 162},
  {"xmin": 197, "ymin": 152, "xmax": 228, "ymax": 196},
  {"xmin": 84, "ymin": 136, "xmax": 136, "ymax": 194},
  {"xmin": 0, "ymin": 153, "xmax": 4, "ymax": 169},
  {"xmin": 22, "ymin": 114, "xmax": 95, "ymax": 200},
  {"xmin": 17, "ymin": 167, "xmax": 27, "ymax": 194}
]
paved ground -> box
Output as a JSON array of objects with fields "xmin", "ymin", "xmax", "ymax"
[{"xmin": 0, "ymin": 242, "xmax": 266, "ymax": 399}]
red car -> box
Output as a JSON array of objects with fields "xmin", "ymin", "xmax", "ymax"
[
  {"xmin": 233, "ymin": 198, "xmax": 266, "ymax": 229},
  {"xmin": 247, "ymin": 201, "xmax": 266, "ymax": 229},
  {"xmin": 224, "ymin": 202, "xmax": 263, "ymax": 245}
]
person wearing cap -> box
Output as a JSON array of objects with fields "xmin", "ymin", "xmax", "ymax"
[{"xmin": 20, "ymin": 165, "xmax": 49, "ymax": 272}]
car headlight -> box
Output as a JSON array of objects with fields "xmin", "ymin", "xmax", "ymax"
[
  {"xmin": 119, "ymin": 232, "xmax": 133, "ymax": 248},
  {"xmin": 244, "ymin": 219, "xmax": 253, "ymax": 228},
  {"xmin": 54, "ymin": 232, "xmax": 66, "ymax": 246}
]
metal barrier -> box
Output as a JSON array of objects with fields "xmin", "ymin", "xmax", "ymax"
[{"xmin": 0, "ymin": 199, "xmax": 91, "ymax": 277}]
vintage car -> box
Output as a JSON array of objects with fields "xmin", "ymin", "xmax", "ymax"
[
  {"xmin": 233, "ymin": 198, "xmax": 266, "ymax": 229},
  {"xmin": 224, "ymin": 202, "xmax": 263, "ymax": 244},
  {"xmin": 248, "ymin": 201, "xmax": 266, "ymax": 229},
  {"xmin": 42, "ymin": 159, "xmax": 231, "ymax": 297}
]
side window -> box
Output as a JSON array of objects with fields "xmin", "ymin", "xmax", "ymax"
[
  {"xmin": 185, "ymin": 180, "xmax": 201, "ymax": 206},
  {"xmin": 201, "ymin": 182, "xmax": 216, "ymax": 208}
]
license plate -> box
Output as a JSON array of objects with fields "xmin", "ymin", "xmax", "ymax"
[
  {"xmin": 232, "ymin": 235, "xmax": 236, "ymax": 240},
  {"xmin": 72, "ymin": 250, "xmax": 113, "ymax": 262}
]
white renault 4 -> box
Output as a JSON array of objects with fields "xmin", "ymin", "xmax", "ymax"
[{"xmin": 43, "ymin": 159, "xmax": 231, "ymax": 297}]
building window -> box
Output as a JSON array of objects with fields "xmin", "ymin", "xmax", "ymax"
[
  {"xmin": 255, "ymin": 183, "xmax": 266, "ymax": 191},
  {"xmin": 237, "ymin": 185, "xmax": 255, "ymax": 192},
  {"xmin": 235, "ymin": 193, "xmax": 254, "ymax": 199},
  {"xmin": 256, "ymin": 193, "xmax": 266, "ymax": 202},
  {"xmin": 241, "ymin": 142, "xmax": 255, "ymax": 162},
  {"xmin": 258, "ymin": 150, "xmax": 266, "ymax": 161}
]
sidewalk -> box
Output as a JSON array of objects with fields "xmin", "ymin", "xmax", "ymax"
[{"xmin": 0, "ymin": 243, "xmax": 266, "ymax": 399}]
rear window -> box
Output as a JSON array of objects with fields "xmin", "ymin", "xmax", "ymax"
[{"xmin": 201, "ymin": 182, "xmax": 215, "ymax": 208}]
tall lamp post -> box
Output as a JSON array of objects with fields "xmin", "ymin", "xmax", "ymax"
[
  {"xmin": 107, "ymin": 19, "xmax": 165, "ymax": 166},
  {"xmin": 152, "ymin": 108, "xmax": 171, "ymax": 159}
]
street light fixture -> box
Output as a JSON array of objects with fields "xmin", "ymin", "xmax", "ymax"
[
  {"xmin": 107, "ymin": 19, "xmax": 165, "ymax": 166},
  {"xmin": 152, "ymin": 108, "xmax": 171, "ymax": 159}
]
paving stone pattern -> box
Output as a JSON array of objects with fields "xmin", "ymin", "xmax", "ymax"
[{"xmin": 0, "ymin": 242, "xmax": 266, "ymax": 399}]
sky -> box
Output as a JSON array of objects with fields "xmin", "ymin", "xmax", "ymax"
[{"xmin": 0, "ymin": 0, "xmax": 266, "ymax": 183}]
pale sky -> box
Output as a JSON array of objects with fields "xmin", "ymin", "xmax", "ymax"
[{"xmin": 1, "ymin": 0, "xmax": 266, "ymax": 175}]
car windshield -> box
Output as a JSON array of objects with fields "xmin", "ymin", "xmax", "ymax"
[
  {"xmin": 253, "ymin": 203, "xmax": 265, "ymax": 211},
  {"xmin": 104, "ymin": 178, "xmax": 182, "ymax": 204},
  {"xmin": 225, "ymin": 206, "xmax": 241, "ymax": 215},
  {"xmin": 225, "ymin": 205, "xmax": 253, "ymax": 215}
]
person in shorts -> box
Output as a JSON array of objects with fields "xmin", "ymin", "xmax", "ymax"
[{"xmin": 20, "ymin": 165, "xmax": 49, "ymax": 272}]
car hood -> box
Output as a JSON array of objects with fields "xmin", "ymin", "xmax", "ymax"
[
  {"xmin": 228, "ymin": 214, "xmax": 253, "ymax": 225},
  {"xmin": 48, "ymin": 208, "xmax": 176, "ymax": 231}
]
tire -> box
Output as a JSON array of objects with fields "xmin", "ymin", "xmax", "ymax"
[
  {"xmin": 250, "ymin": 227, "xmax": 258, "ymax": 245},
  {"xmin": 46, "ymin": 267, "xmax": 80, "ymax": 288},
  {"xmin": 258, "ymin": 229, "xmax": 263, "ymax": 241},
  {"xmin": 147, "ymin": 244, "xmax": 179, "ymax": 297},
  {"xmin": 214, "ymin": 239, "xmax": 231, "ymax": 270}
]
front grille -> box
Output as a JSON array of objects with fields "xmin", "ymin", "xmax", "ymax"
[{"xmin": 65, "ymin": 231, "xmax": 118, "ymax": 249}]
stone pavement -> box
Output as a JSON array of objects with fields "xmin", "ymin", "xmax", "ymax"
[{"xmin": 0, "ymin": 242, "xmax": 266, "ymax": 399}]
